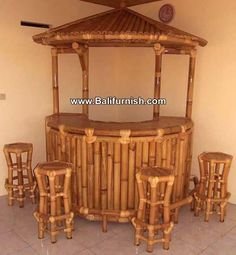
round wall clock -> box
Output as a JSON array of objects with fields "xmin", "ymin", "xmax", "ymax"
[{"xmin": 159, "ymin": 4, "xmax": 175, "ymax": 23}]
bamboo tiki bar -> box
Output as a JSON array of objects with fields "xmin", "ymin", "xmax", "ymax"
[{"xmin": 33, "ymin": 1, "xmax": 207, "ymax": 224}]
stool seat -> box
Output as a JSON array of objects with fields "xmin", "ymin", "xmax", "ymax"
[
  {"xmin": 34, "ymin": 161, "xmax": 74, "ymax": 243},
  {"xmin": 200, "ymin": 152, "xmax": 233, "ymax": 163},
  {"xmin": 4, "ymin": 143, "xmax": 33, "ymax": 153},
  {"xmin": 3, "ymin": 142, "xmax": 36, "ymax": 207},
  {"xmin": 139, "ymin": 166, "xmax": 173, "ymax": 180},
  {"xmin": 36, "ymin": 161, "xmax": 71, "ymax": 172}
]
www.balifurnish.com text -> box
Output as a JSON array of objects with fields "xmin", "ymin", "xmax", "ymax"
[{"xmin": 70, "ymin": 96, "xmax": 167, "ymax": 105}]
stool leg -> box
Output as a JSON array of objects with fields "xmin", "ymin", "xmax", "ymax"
[
  {"xmin": 5, "ymin": 152, "xmax": 14, "ymax": 206},
  {"xmin": 205, "ymin": 199, "xmax": 212, "ymax": 222},
  {"xmin": 7, "ymin": 171, "xmax": 14, "ymax": 206},
  {"xmin": 64, "ymin": 175, "xmax": 73, "ymax": 240},
  {"xmin": 16, "ymin": 154, "xmax": 25, "ymax": 208},
  {"xmin": 163, "ymin": 230, "xmax": 170, "ymax": 250},
  {"xmin": 56, "ymin": 176, "xmax": 63, "ymax": 227},
  {"xmin": 147, "ymin": 226, "xmax": 154, "ymax": 253},
  {"xmin": 220, "ymin": 201, "xmax": 227, "ymax": 222},
  {"xmin": 38, "ymin": 218, "xmax": 45, "ymax": 239},
  {"xmin": 27, "ymin": 150, "xmax": 36, "ymax": 204},
  {"xmin": 134, "ymin": 221, "xmax": 141, "ymax": 246},
  {"xmin": 27, "ymin": 169, "xmax": 36, "ymax": 204},
  {"xmin": 49, "ymin": 177, "xmax": 57, "ymax": 243}
]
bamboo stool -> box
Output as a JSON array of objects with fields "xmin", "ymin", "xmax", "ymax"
[
  {"xmin": 3, "ymin": 143, "xmax": 36, "ymax": 207},
  {"xmin": 34, "ymin": 161, "xmax": 74, "ymax": 243},
  {"xmin": 132, "ymin": 167, "xmax": 175, "ymax": 253},
  {"xmin": 194, "ymin": 152, "xmax": 233, "ymax": 222}
]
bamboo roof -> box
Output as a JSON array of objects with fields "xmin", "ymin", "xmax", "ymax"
[
  {"xmin": 80, "ymin": 0, "xmax": 162, "ymax": 8},
  {"xmin": 33, "ymin": 8, "xmax": 207, "ymax": 48}
]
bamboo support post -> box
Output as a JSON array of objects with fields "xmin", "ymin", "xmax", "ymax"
[
  {"xmin": 153, "ymin": 43, "xmax": 165, "ymax": 119},
  {"xmin": 51, "ymin": 48, "xmax": 59, "ymax": 114},
  {"xmin": 72, "ymin": 42, "xmax": 89, "ymax": 116},
  {"xmin": 186, "ymin": 49, "xmax": 197, "ymax": 118}
]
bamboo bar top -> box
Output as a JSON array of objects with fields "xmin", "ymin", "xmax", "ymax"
[{"xmin": 46, "ymin": 113, "xmax": 193, "ymax": 137}]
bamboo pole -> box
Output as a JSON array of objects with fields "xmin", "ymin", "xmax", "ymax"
[
  {"xmin": 81, "ymin": 137, "xmax": 88, "ymax": 208},
  {"xmin": 114, "ymin": 142, "xmax": 121, "ymax": 210},
  {"xmin": 186, "ymin": 49, "xmax": 197, "ymax": 118},
  {"xmin": 51, "ymin": 48, "xmax": 59, "ymax": 114},
  {"xmin": 107, "ymin": 142, "xmax": 114, "ymax": 210},
  {"xmin": 135, "ymin": 141, "xmax": 142, "ymax": 209},
  {"xmin": 71, "ymin": 137, "xmax": 77, "ymax": 206},
  {"xmin": 72, "ymin": 42, "xmax": 89, "ymax": 116},
  {"xmin": 94, "ymin": 142, "xmax": 101, "ymax": 209},
  {"xmin": 149, "ymin": 141, "xmax": 156, "ymax": 167},
  {"xmin": 128, "ymin": 142, "xmax": 135, "ymax": 209},
  {"xmin": 101, "ymin": 142, "xmax": 108, "ymax": 210},
  {"xmin": 121, "ymin": 143, "xmax": 129, "ymax": 210},
  {"xmin": 76, "ymin": 138, "xmax": 83, "ymax": 207},
  {"xmin": 153, "ymin": 43, "xmax": 165, "ymax": 119},
  {"xmin": 142, "ymin": 141, "xmax": 149, "ymax": 167},
  {"xmin": 87, "ymin": 142, "xmax": 94, "ymax": 209}
]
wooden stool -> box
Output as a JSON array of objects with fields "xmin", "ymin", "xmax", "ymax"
[
  {"xmin": 34, "ymin": 161, "xmax": 74, "ymax": 243},
  {"xmin": 194, "ymin": 152, "xmax": 233, "ymax": 222},
  {"xmin": 132, "ymin": 167, "xmax": 175, "ymax": 253},
  {"xmin": 3, "ymin": 143, "xmax": 36, "ymax": 207}
]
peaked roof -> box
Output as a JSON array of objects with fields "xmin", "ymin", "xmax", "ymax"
[
  {"xmin": 80, "ymin": 0, "xmax": 162, "ymax": 8},
  {"xmin": 33, "ymin": 8, "xmax": 207, "ymax": 47}
]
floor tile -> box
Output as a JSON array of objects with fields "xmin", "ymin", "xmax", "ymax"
[
  {"xmin": 0, "ymin": 195, "xmax": 236, "ymax": 255},
  {"xmin": 8, "ymin": 246, "xmax": 38, "ymax": 255},
  {"xmin": 0, "ymin": 231, "xmax": 29, "ymax": 255},
  {"xmin": 200, "ymin": 235, "xmax": 236, "ymax": 255},
  {"xmin": 90, "ymin": 236, "xmax": 145, "ymax": 255},
  {"xmin": 74, "ymin": 220, "xmax": 117, "ymax": 248},
  {"xmin": 30, "ymin": 237, "xmax": 86, "ymax": 255},
  {"xmin": 140, "ymin": 238, "xmax": 200, "ymax": 255}
]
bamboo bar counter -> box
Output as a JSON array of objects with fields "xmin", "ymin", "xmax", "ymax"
[{"xmin": 33, "ymin": 0, "xmax": 207, "ymax": 223}]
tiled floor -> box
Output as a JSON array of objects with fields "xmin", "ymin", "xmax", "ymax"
[{"xmin": 0, "ymin": 196, "xmax": 236, "ymax": 255}]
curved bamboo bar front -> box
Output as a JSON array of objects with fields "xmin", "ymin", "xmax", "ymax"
[{"xmin": 46, "ymin": 113, "xmax": 193, "ymax": 222}]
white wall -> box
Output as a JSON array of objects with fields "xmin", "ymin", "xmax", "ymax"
[{"xmin": 0, "ymin": 0, "xmax": 108, "ymax": 196}]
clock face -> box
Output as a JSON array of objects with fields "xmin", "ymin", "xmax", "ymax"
[{"xmin": 159, "ymin": 4, "xmax": 175, "ymax": 23}]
